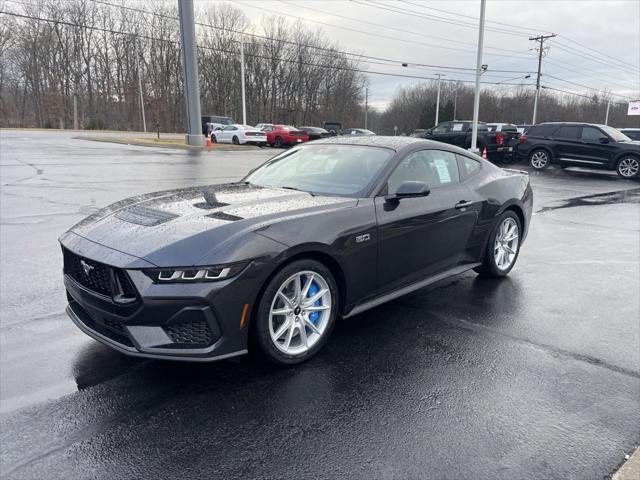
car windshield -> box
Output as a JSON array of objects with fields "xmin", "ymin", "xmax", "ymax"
[
  {"xmin": 244, "ymin": 145, "xmax": 394, "ymax": 197},
  {"xmin": 220, "ymin": 118, "xmax": 233, "ymax": 125},
  {"xmin": 601, "ymin": 125, "xmax": 631, "ymax": 142}
]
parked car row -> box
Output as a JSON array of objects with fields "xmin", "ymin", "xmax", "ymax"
[{"xmin": 201, "ymin": 115, "xmax": 376, "ymax": 148}]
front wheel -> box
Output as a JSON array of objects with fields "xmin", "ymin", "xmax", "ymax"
[
  {"xmin": 274, "ymin": 137, "xmax": 283, "ymax": 148},
  {"xmin": 232, "ymin": 136, "xmax": 240, "ymax": 145},
  {"xmin": 529, "ymin": 149, "xmax": 550, "ymax": 170},
  {"xmin": 210, "ymin": 135, "xmax": 217, "ymax": 143},
  {"xmin": 252, "ymin": 260, "xmax": 338, "ymax": 365},
  {"xmin": 616, "ymin": 156, "xmax": 640, "ymax": 179},
  {"xmin": 475, "ymin": 211, "xmax": 522, "ymax": 278}
]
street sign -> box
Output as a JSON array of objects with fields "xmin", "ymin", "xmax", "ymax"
[
  {"xmin": 393, "ymin": 125, "xmax": 398, "ymax": 136},
  {"xmin": 628, "ymin": 101, "xmax": 640, "ymax": 116}
]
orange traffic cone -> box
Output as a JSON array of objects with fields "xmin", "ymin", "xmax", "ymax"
[
  {"xmin": 482, "ymin": 146, "xmax": 488, "ymax": 160},
  {"xmin": 206, "ymin": 136, "xmax": 212, "ymax": 147}
]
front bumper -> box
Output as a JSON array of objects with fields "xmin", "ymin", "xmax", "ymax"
[{"xmin": 61, "ymin": 239, "xmax": 262, "ymax": 361}]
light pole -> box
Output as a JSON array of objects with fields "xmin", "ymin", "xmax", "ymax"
[
  {"xmin": 240, "ymin": 40, "xmax": 247, "ymax": 125},
  {"xmin": 434, "ymin": 73, "xmax": 445, "ymax": 126},
  {"xmin": 604, "ymin": 99, "xmax": 611, "ymax": 125},
  {"xmin": 453, "ymin": 88, "xmax": 457, "ymax": 121},
  {"xmin": 178, "ymin": 0, "xmax": 204, "ymax": 146},
  {"xmin": 364, "ymin": 87, "xmax": 368, "ymax": 129},
  {"xmin": 470, "ymin": 0, "xmax": 486, "ymax": 153}
]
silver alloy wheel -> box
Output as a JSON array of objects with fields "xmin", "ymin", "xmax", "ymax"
[
  {"xmin": 494, "ymin": 217, "xmax": 519, "ymax": 271},
  {"xmin": 530, "ymin": 151, "xmax": 548, "ymax": 169},
  {"xmin": 269, "ymin": 271, "xmax": 332, "ymax": 356},
  {"xmin": 618, "ymin": 157, "xmax": 639, "ymax": 178}
]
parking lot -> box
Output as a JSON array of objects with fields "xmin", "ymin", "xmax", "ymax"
[{"xmin": 1, "ymin": 130, "xmax": 639, "ymax": 479}]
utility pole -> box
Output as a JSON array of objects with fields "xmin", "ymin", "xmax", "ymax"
[
  {"xmin": 530, "ymin": 33, "xmax": 556, "ymax": 125},
  {"xmin": 604, "ymin": 99, "xmax": 611, "ymax": 125},
  {"xmin": 470, "ymin": 0, "xmax": 486, "ymax": 153},
  {"xmin": 178, "ymin": 0, "xmax": 204, "ymax": 146},
  {"xmin": 240, "ymin": 40, "xmax": 247, "ymax": 125},
  {"xmin": 137, "ymin": 41, "xmax": 146, "ymax": 133},
  {"xmin": 364, "ymin": 87, "xmax": 368, "ymax": 129},
  {"xmin": 434, "ymin": 73, "xmax": 445, "ymax": 126}
]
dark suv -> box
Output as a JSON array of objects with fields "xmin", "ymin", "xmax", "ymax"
[{"xmin": 517, "ymin": 122, "xmax": 640, "ymax": 179}]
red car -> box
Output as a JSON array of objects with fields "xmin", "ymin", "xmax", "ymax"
[{"xmin": 263, "ymin": 125, "xmax": 310, "ymax": 148}]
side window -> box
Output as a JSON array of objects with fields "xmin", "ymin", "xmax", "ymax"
[
  {"xmin": 555, "ymin": 126, "xmax": 580, "ymax": 140},
  {"xmin": 387, "ymin": 150, "xmax": 459, "ymax": 194},
  {"xmin": 529, "ymin": 125, "xmax": 558, "ymax": 137},
  {"xmin": 581, "ymin": 127, "xmax": 604, "ymax": 142},
  {"xmin": 457, "ymin": 154, "xmax": 482, "ymax": 181},
  {"xmin": 432, "ymin": 123, "xmax": 450, "ymax": 134},
  {"xmin": 450, "ymin": 122, "xmax": 465, "ymax": 132}
]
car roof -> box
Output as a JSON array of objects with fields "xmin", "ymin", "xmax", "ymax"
[
  {"xmin": 309, "ymin": 135, "xmax": 448, "ymax": 151},
  {"xmin": 620, "ymin": 127, "xmax": 640, "ymax": 131},
  {"xmin": 536, "ymin": 122, "xmax": 609, "ymax": 127}
]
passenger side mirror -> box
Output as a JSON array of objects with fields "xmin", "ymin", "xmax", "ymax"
[
  {"xmin": 598, "ymin": 136, "xmax": 610, "ymax": 144},
  {"xmin": 385, "ymin": 181, "xmax": 430, "ymax": 202}
]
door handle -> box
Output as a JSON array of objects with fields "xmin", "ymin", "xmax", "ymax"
[{"xmin": 455, "ymin": 200, "xmax": 473, "ymax": 209}]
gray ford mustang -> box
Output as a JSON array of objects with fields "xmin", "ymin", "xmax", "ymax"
[{"xmin": 60, "ymin": 136, "xmax": 533, "ymax": 365}]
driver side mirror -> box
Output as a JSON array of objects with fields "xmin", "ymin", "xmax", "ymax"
[
  {"xmin": 598, "ymin": 136, "xmax": 610, "ymax": 144},
  {"xmin": 385, "ymin": 181, "xmax": 430, "ymax": 203}
]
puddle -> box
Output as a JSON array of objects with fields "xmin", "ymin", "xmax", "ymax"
[{"xmin": 537, "ymin": 188, "xmax": 640, "ymax": 214}]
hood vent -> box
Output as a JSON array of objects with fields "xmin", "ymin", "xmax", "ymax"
[
  {"xmin": 115, "ymin": 205, "xmax": 179, "ymax": 226},
  {"xmin": 207, "ymin": 211, "xmax": 244, "ymax": 222}
]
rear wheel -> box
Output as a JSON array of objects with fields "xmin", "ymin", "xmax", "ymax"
[
  {"xmin": 475, "ymin": 211, "xmax": 522, "ymax": 278},
  {"xmin": 529, "ymin": 149, "xmax": 550, "ymax": 170},
  {"xmin": 274, "ymin": 136, "xmax": 283, "ymax": 148},
  {"xmin": 252, "ymin": 260, "xmax": 338, "ymax": 365},
  {"xmin": 616, "ymin": 156, "xmax": 640, "ymax": 178}
]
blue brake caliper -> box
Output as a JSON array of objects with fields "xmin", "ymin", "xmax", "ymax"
[{"xmin": 306, "ymin": 277, "xmax": 321, "ymax": 325}]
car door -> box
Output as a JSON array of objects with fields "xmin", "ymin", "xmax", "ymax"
[
  {"xmin": 573, "ymin": 126, "xmax": 618, "ymax": 166},
  {"xmin": 375, "ymin": 149, "xmax": 479, "ymax": 293},
  {"xmin": 219, "ymin": 126, "xmax": 235, "ymax": 143},
  {"xmin": 427, "ymin": 122, "xmax": 452, "ymax": 144},
  {"xmin": 550, "ymin": 125, "xmax": 581, "ymax": 162}
]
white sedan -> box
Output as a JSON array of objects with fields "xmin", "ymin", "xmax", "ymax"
[{"xmin": 211, "ymin": 124, "xmax": 267, "ymax": 146}]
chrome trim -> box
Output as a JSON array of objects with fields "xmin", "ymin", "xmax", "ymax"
[{"xmin": 558, "ymin": 158, "xmax": 602, "ymax": 165}]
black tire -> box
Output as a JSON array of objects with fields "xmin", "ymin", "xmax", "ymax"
[
  {"xmin": 210, "ymin": 135, "xmax": 217, "ymax": 143},
  {"xmin": 474, "ymin": 210, "xmax": 522, "ymax": 278},
  {"xmin": 274, "ymin": 136, "xmax": 283, "ymax": 148},
  {"xmin": 232, "ymin": 136, "xmax": 240, "ymax": 145},
  {"xmin": 251, "ymin": 259, "xmax": 339, "ymax": 365},
  {"xmin": 616, "ymin": 155, "xmax": 640, "ymax": 179},
  {"xmin": 529, "ymin": 149, "xmax": 551, "ymax": 170}
]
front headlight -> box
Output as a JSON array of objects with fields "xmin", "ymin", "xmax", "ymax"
[{"xmin": 144, "ymin": 262, "xmax": 248, "ymax": 283}]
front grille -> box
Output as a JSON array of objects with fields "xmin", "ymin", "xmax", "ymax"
[
  {"xmin": 63, "ymin": 248, "xmax": 137, "ymax": 300},
  {"xmin": 164, "ymin": 320, "xmax": 214, "ymax": 347}
]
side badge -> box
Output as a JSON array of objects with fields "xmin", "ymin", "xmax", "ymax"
[{"xmin": 355, "ymin": 233, "xmax": 371, "ymax": 243}]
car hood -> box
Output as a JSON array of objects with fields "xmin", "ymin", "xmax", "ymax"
[{"xmin": 66, "ymin": 183, "xmax": 356, "ymax": 266}]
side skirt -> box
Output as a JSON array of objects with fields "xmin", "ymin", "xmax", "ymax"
[{"xmin": 343, "ymin": 263, "xmax": 481, "ymax": 318}]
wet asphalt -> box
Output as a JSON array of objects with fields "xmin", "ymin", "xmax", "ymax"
[{"xmin": 1, "ymin": 130, "xmax": 639, "ymax": 479}]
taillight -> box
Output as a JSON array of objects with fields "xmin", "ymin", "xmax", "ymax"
[
  {"xmin": 518, "ymin": 134, "xmax": 527, "ymax": 144},
  {"xmin": 496, "ymin": 133, "xmax": 504, "ymax": 145}
]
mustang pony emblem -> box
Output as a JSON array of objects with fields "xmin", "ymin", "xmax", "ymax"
[{"xmin": 80, "ymin": 260, "xmax": 94, "ymax": 276}]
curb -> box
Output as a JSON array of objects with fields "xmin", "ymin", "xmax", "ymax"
[{"xmin": 75, "ymin": 136, "xmax": 261, "ymax": 151}]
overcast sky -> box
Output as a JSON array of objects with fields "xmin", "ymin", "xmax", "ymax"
[{"xmin": 224, "ymin": 0, "xmax": 640, "ymax": 110}]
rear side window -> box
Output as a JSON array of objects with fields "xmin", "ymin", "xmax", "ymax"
[
  {"xmin": 528, "ymin": 125, "xmax": 558, "ymax": 137},
  {"xmin": 456, "ymin": 154, "xmax": 482, "ymax": 180},
  {"xmin": 502, "ymin": 124, "xmax": 518, "ymax": 133},
  {"xmin": 581, "ymin": 126, "xmax": 604, "ymax": 142},
  {"xmin": 555, "ymin": 126, "xmax": 580, "ymax": 140}
]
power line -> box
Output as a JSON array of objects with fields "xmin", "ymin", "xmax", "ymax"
[
  {"xmin": 543, "ymin": 74, "xmax": 631, "ymax": 100},
  {"xmin": 0, "ymin": 9, "xmax": 536, "ymax": 87},
  {"xmin": 85, "ymin": 0, "xmax": 534, "ymax": 74},
  {"xmin": 278, "ymin": 0, "xmax": 528, "ymax": 55},
  {"xmin": 352, "ymin": 0, "xmax": 533, "ymax": 38},
  {"xmin": 541, "ymin": 85, "xmax": 627, "ymax": 106},
  {"xmin": 543, "ymin": 57, "xmax": 639, "ymax": 92},
  {"xmin": 551, "ymin": 42, "xmax": 639, "ymax": 75},
  {"xmin": 398, "ymin": 0, "xmax": 639, "ymax": 72},
  {"xmin": 236, "ymin": 0, "xmax": 530, "ymax": 58}
]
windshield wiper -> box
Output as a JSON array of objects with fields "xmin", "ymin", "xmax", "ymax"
[{"xmin": 280, "ymin": 185, "xmax": 315, "ymax": 196}]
